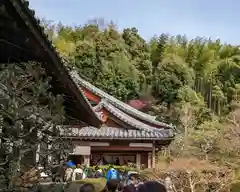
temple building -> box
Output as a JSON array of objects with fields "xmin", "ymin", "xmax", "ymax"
[
  {"xmin": 1, "ymin": 0, "xmax": 175, "ymax": 169},
  {"xmin": 64, "ymin": 72, "xmax": 175, "ymax": 169}
]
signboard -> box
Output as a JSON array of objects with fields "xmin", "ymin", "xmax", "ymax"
[
  {"xmin": 72, "ymin": 146, "xmax": 90, "ymax": 155},
  {"xmin": 72, "ymin": 141, "xmax": 110, "ymax": 147},
  {"xmin": 90, "ymin": 142, "xmax": 109, "ymax": 146},
  {"xmin": 129, "ymin": 143, "xmax": 153, "ymax": 148}
]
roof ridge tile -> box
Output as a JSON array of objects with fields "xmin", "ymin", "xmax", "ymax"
[{"xmin": 70, "ymin": 71, "xmax": 173, "ymax": 128}]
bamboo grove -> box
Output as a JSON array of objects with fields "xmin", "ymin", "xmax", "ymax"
[{"xmin": 42, "ymin": 19, "xmax": 240, "ymax": 163}]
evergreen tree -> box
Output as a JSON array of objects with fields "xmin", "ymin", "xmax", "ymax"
[{"xmin": 0, "ymin": 63, "xmax": 72, "ymax": 190}]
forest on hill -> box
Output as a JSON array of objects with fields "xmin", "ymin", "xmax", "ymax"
[{"xmin": 42, "ymin": 19, "xmax": 240, "ymax": 190}]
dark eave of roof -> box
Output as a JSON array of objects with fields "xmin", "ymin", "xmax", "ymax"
[{"xmin": 1, "ymin": 0, "xmax": 101, "ymax": 127}]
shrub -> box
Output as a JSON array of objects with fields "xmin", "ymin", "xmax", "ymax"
[
  {"xmin": 38, "ymin": 178, "xmax": 106, "ymax": 192},
  {"xmin": 90, "ymin": 165, "xmax": 138, "ymax": 172},
  {"xmin": 141, "ymin": 158, "xmax": 234, "ymax": 192}
]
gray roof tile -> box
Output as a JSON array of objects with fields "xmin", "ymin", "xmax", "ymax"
[
  {"xmin": 61, "ymin": 126, "xmax": 174, "ymax": 140},
  {"xmin": 96, "ymin": 100, "xmax": 162, "ymax": 132}
]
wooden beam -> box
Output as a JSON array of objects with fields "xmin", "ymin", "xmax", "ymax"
[
  {"xmin": 129, "ymin": 143, "xmax": 153, "ymax": 148},
  {"xmin": 152, "ymin": 141, "xmax": 156, "ymax": 168},
  {"xmin": 136, "ymin": 153, "xmax": 141, "ymax": 169},
  {"xmin": 91, "ymin": 146, "xmax": 152, "ymax": 151},
  {"xmin": 148, "ymin": 152, "xmax": 152, "ymax": 168}
]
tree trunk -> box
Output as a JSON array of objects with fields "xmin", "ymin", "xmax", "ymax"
[
  {"xmin": 218, "ymin": 100, "xmax": 224, "ymax": 152},
  {"xmin": 183, "ymin": 125, "xmax": 189, "ymax": 154}
]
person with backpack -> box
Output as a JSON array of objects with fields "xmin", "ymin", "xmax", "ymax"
[
  {"xmin": 72, "ymin": 164, "xmax": 83, "ymax": 181},
  {"xmin": 106, "ymin": 165, "xmax": 119, "ymax": 181},
  {"xmin": 102, "ymin": 165, "xmax": 120, "ymax": 192}
]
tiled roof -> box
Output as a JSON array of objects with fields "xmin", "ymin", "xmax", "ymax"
[
  {"xmin": 7, "ymin": 0, "xmax": 101, "ymax": 126},
  {"xmin": 70, "ymin": 71, "xmax": 173, "ymax": 128},
  {"xmin": 11, "ymin": 0, "xmax": 63, "ymax": 64},
  {"xmin": 95, "ymin": 100, "xmax": 163, "ymax": 132},
  {"xmin": 61, "ymin": 126, "xmax": 174, "ymax": 140}
]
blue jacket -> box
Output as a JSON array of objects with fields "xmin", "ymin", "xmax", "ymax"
[
  {"xmin": 106, "ymin": 168, "xmax": 119, "ymax": 181},
  {"xmin": 66, "ymin": 160, "xmax": 75, "ymax": 168}
]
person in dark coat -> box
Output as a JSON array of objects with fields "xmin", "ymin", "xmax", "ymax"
[
  {"xmin": 101, "ymin": 179, "xmax": 120, "ymax": 192},
  {"xmin": 115, "ymin": 157, "xmax": 120, "ymax": 166},
  {"xmin": 123, "ymin": 184, "xmax": 136, "ymax": 192},
  {"xmin": 137, "ymin": 181, "xmax": 167, "ymax": 192},
  {"xmin": 79, "ymin": 183, "xmax": 96, "ymax": 192}
]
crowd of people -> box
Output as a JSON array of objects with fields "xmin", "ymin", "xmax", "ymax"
[
  {"xmin": 62, "ymin": 163, "xmax": 121, "ymax": 182},
  {"xmin": 49, "ymin": 160, "xmax": 168, "ymax": 192},
  {"xmin": 59, "ymin": 157, "xmax": 132, "ymax": 182},
  {"xmin": 77, "ymin": 165, "xmax": 167, "ymax": 192},
  {"xmin": 79, "ymin": 180, "xmax": 167, "ymax": 192}
]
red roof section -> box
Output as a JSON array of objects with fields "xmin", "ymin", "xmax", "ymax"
[{"xmin": 127, "ymin": 99, "xmax": 151, "ymax": 111}]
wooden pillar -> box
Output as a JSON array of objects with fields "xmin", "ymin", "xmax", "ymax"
[
  {"xmin": 84, "ymin": 155, "xmax": 90, "ymax": 166},
  {"xmin": 147, "ymin": 152, "xmax": 152, "ymax": 168},
  {"xmin": 136, "ymin": 153, "xmax": 141, "ymax": 169},
  {"xmin": 152, "ymin": 142, "xmax": 156, "ymax": 169}
]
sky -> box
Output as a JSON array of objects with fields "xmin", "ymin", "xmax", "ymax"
[{"xmin": 29, "ymin": 0, "xmax": 240, "ymax": 45}]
